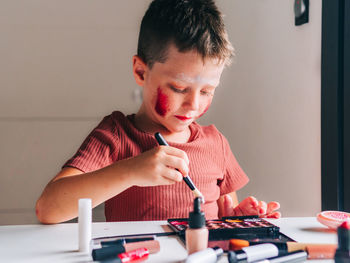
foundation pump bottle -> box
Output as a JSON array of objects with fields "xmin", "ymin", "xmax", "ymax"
[{"xmin": 186, "ymin": 197, "xmax": 208, "ymax": 255}]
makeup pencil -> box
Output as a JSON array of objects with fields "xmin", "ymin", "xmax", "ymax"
[
  {"xmin": 154, "ymin": 132, "xmax": 205, "ymax": 203},
  {"xmin": 229, "ymin": 239, "xmax": 337, "ymax": 259}
]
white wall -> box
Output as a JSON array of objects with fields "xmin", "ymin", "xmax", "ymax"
[
  {"xmin": 207, "ymin": 0, "xmax": 322, "ymax": 217},
  {"xmin": 0, "ymin": 0, "xmax": 321, "ymax": 225}
]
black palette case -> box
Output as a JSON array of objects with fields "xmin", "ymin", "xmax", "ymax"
[{"xmin": 167, "ymin": 216, "xmax": 295, "ymax": 251}]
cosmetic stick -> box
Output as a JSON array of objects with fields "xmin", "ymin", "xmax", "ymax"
[
  {"xmin": 99, "ymin": 236, "xmax": 156, "ymax": 247},
  {"xmin": 229, "ymin": 239, "xmax": 337, "ymax": 259},
  {"xmin": 154, "ymin": 132, "xmax": 205, "ymax": 202},
  {"xmin": 185, "ymin": 246, "xmax": 223, "ymax": 263},
  {"xmin": 228, "ymin": 243, "xmax": 279, "ymax": 263},
  {"xmin": 253, "ymin": 250, "xmax": 307, "ymax": 263},
  {"xmin": 78, "ymin": 198, "xmax": 92, "ymax": 253}
]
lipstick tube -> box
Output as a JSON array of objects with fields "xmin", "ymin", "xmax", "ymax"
[
  {"xmin": 185, "ymin": 247, "xmax": 223, "ymax": 263},
  {"xmin": 229, "ymin": 239, "xmax": 337, "ymax": 259},
  {"xmin": 335, "ymin": 220, "xmax": 350, "ymax": 263},
  {"xmin": 78, "ymin": 198, "xmax": 91, "ymax": 253},
  {"xmin": 104, "ymin": 247, "xmax": 149, "ymax": 263},
  {"xmin": 228, "ymin": 244, "xmax": 279, "ymax": 263},
  {"xmin": 92, "ymin": 236, "xmax": 156, "ymax": 248},
  {"xmin": 254, "ymin": 250, "xmax": 307, "ymax": 263},
  {"xmin": 92, "ymin": 240, "xmax": 159, "ymax": 261}
]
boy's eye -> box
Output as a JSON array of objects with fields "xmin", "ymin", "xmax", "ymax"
[
  {"xmin": 169, "ymin": 85, "xmax": 186, "ymax": 93},
  {"xmin": 201, "ymin": 90, "xmax": 214, "ymax": 97}
]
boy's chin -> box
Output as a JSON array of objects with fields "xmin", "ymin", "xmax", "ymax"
[
  {"xmin": 155, "ymin": 115, "xmax": 194, "ymax": 134},
  {"xmin": 164, "ymin": 123, "xmax": 191, "ymax": 134}
]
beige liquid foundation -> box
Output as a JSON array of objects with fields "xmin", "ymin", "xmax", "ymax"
[{"xmin": 186, "ymin": 197, "xmax": 208, "ymax": 255}]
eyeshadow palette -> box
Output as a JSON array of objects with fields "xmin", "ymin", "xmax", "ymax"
[{"xmin": 167, "ymin": 216, "xmax": 295, "ymax": 251}]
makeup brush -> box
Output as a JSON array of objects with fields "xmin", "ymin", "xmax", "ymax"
[
  {"xmin": 154, "ymin": 132, "xmax": 205, "ymax": 203},
  {"xmin": 229, "ymin": 239, "xmax": 337, "ymax": 259}
]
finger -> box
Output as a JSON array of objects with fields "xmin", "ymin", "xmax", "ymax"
[
  {"xmin": 241, "ymin": 196, "xmax": 259, "ymax": 208},
  {"xmin": 223, "ymin": 195, "xmax": 235, "ymax": 217},
  {"xmin": 161, "ymin": 168, "xmax": 183, "ymax": 182},
  {"xmin": 157, "ymin": 176, "xmax": 179, "ymax": 186},
  {"xmin": 162, "ymin": 146, "xmax": 190, "ymax": 165},
  {"xmin": 162, "ymin": 154, "xmax": 189, "ymax": 177},
  {"xmin": 236, "ymin": 196, "xmax": 259, "ymax": 216},
  {"xmin": 266, "ymin": 201, "xmax": 280, "ymax": 214},
  {"xmin": 258, "ymin": 201, "xmax": 267, "ymax": 215},
  {"xmin": 265, "ymin": 211, "xmax": 281, "ymax": 219}
]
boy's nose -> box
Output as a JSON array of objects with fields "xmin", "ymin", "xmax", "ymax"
[{"xmin": 184, "ymin": 91, "xmax": 200, "ymax": 111}]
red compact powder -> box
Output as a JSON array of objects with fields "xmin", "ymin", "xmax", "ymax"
[{"xmin": 155, "ymin": 87, "xmax": 168, "ymax": 116}]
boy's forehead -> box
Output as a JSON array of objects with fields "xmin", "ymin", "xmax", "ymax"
[
  {"xmin": 151, "ymin": 45, "xmax": 225, "ymax": 87},
  {"xmin": 173, "ymin": 72, "xmax": 219, "ymax": 87},
  {"xmin": 159, "ymin": 64, "xmax": 224, "ymax": 87}
]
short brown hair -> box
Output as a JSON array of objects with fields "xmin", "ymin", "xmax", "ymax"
[{"xmin": 137, "ymin": 0, "xmax": 234, "ymax": 68}]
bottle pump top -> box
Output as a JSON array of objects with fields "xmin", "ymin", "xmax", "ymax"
[{"xmin": 189, "ymin": 197, "xmax": 206, "ymax": 229}]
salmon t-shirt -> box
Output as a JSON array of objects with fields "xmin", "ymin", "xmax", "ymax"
[{"xmin": 63, "ymin": 111, "xmax": 249, "ymax": 221}]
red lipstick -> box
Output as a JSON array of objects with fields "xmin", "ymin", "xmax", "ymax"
[
  {"xmin": 118, "ymin": 248, "xmax": 149, "ymax": 262},
  {"xmin": 175, "ymin": 115, "xmax": 192, "ymax": 121},
  {"xmin": 92, "ymin": 247, "xmax": 149, "ymax": 262},
  {"xmin": 335, "ymin": 220, "xmax": 350, "ymax": 262},
  {"xmin": 92, "ymin": 240, "xmax": 159, "ymax": 261}
]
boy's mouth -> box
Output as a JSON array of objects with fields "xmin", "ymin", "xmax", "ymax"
[{"xmin": 175, "ymin": 115, "xmax": 192, "ymax": 121}]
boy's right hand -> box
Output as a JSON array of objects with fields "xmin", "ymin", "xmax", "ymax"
[
  {"xmin": 222, "ymin": 195, "xmax": 281, "ymax": 219},
  {"xmin": 121, "ymin": 146, "xmax": 189, "ymax": 187}
]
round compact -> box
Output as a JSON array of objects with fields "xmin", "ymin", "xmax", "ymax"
[{"xmin": 317, "ymin": 211, "xmax": 350, "ymax": 229}]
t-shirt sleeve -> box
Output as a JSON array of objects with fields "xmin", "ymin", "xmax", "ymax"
[
  {"xmin": 218, "ymin": 133, "xmax": 249, "ymax": 195},
  {"xmin": 63, "ymin": 115, "xmax": 119, "ymax": 173}
]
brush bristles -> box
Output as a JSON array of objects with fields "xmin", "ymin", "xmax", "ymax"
[{"xmin": 192, "ymin": 188, "xmax": 205, "ymax": 203}]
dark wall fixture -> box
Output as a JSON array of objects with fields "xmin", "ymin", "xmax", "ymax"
[
  {"xmin": 321, "ymin": 0, "xmax": 350, "ymax": 212},
  {"xmin": 294, "ymin": 0, "xmax": 309, "ymax": 26}
]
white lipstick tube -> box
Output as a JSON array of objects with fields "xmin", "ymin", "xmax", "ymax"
[{"xmin": 79, "ymin": 198, "xmax": 92, "ymax": 252}]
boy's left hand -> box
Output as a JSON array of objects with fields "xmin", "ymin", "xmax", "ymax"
[{"xmin": 222, "ymin": 195, "xmax": 281, "ymax": 219}]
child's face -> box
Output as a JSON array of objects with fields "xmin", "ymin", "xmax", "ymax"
[{"xmin": 134, "ymin": 45, "xmax": 225, "ymax": 134}]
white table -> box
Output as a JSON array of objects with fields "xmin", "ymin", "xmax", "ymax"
[{"xmin": 0, "ymin": 217, "xmax": 338, "ymax": 263}]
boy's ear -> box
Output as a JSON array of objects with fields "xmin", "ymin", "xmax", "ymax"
[{"xmin": 132, "ymin": 55, "xmax": 148, "ymax": 86}]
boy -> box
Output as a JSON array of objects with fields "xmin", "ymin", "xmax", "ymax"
[{"xmin": 36, "ymin": 0, "xmax": 280, "ymax": 224}]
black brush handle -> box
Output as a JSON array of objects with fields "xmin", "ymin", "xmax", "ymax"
[{"xmin": 154, "ymin": 132, "xmax": 196, "ymax": 191}]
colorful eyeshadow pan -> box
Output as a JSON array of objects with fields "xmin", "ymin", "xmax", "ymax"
[
  {"xmin": 169, "ymin": 217, "xmax": 279, "ymax": 231},
  {"xmin": 167, "ymin": 216, "xmax": 295, "ymax": 252}
]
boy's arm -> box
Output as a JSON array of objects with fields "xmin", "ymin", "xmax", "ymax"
[
  {"xmin": 217, "ymin": 192, "xmax": 281, "ymax": 218},
  {"xmin": 36, "ymin": 163, "xmax": 134, "ymax": 224},
  {"xmin": 36, "ymin": 146, "xmax": 189, "ymax": 224}
]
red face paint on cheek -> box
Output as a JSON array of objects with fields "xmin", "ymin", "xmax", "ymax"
[
  {"xmin": 198, "ymin": 101, "xmax": 212, "ymax": 118},
  {"xmin": 155, "ymin": 87, "xmax": 169, "ymax": 116}
]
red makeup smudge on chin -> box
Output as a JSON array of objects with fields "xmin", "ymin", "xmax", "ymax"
[
  {"xmin": 155, "ymin": 87, "xmax": 168, "ymax": 116},
  {"xmin": 198, "ymin": 102, "xmax": 212, "ymax": 118}
]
